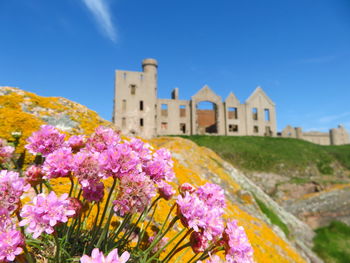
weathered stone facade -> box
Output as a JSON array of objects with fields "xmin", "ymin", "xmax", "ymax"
[
  {"xmin": 113, "ymin": 58, "xmax": 277, "ymax": 138},
  {"xmin": 113, "ymin": 58, "xmax": 349, "ymax": 145}
]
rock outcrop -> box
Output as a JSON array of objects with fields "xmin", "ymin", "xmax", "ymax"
[{"xmin": 0, "ymin": 87, "xmax": 322, "ymax": 262}]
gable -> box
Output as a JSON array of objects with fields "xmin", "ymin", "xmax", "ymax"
[
  {"xmin": 225, "ymin": 92, "xmax": 240, "ymax": 105},
  {"xmin": 192, "ymin": 85, "xmax": 222, "ymax": 104},
  {"xmin": 246, "ymin": 86, "xmax": 275, "ymax": 106}
]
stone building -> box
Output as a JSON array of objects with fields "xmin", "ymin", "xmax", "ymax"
[
  {"xmin": 281, "ymin": 125, "xmax": 350, "ymax": 145},
  {"xmin": 113, "ymin": 58, "xmax": 277, "ymax": 138}
]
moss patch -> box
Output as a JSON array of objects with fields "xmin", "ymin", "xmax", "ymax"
[{"xmin": 313, "ymin": 221, "xmax": 350, "ymax": 263}]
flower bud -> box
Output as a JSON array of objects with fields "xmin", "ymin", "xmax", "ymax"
[
  {"xmin": 179, "ymin": 183, "xmax": 196, "ymax": 197},
  {"xmin": 25, "ymin": 165, "xmax": 44, "ymax": 186},
  {"xmin": 190, "ymin": 232, "xmax": 209, "ymax": 253}
]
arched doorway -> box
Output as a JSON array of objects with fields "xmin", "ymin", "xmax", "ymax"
[{"xmin": 196, "ymin": 101, "xmax": 218, "ymax": 134}]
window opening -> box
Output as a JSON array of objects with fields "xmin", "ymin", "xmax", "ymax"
[
  {"xmin": 264, "ymin": 109, "xmax": 270, "ymax": 121},
  {"xmin": 122, "ymin": 118, "xmax": 126, "ymax": 128},
  {"xmin": 161, "ymin": 122, "xmax": 168, "ymax": 130},
  {"xmin": 130, "ymin": 84, "xmax": 136, "ymax": 95},
  {"xmin": 140, "ymin": 101, "xmax": 144, "ymax": 111},
  {"xmin": 180, "ymin": 123, "xmax": 186, "ymax": 133},
  {"xmin": 161, "ymin": 104, "xmax": 168, "ymax": 117},
  {"xmin": 229, "ymin": 124, "xmax": 238, "ymax": 132},
  {"xmin": 252, "ymin": 108, "xmax": 258, "ymax": 120},
  {"xmin": 180, "ymin": 105, "xmax": 186, "ymax": 117},
  {"xmin": 228, "ymin": 107, "xmax": 238, "ymax": 119},
  {"xmin": 140, "ymin": 118, "xmax": 144, "ymax": 127}
]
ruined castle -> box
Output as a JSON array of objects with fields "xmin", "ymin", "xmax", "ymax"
[{"xmin": 113, "ymin": 58, "xmax": 349, "ymax": 145}]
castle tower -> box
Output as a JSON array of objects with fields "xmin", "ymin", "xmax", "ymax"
[{"xmin": 113, "ymin": 58, "xmax": 158, "ymax": 138}]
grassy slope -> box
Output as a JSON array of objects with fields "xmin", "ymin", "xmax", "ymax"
[
  {"xmin": 179, "ymin": 135, "xmax": 350, "ymax": 175},
  {"xmin": 313, "ymin": 221, "xmax": 350, "ymax": 263}
]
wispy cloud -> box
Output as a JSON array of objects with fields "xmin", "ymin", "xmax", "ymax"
[
  {"xmin": 298, "ymin": 55, "xmax": 337, "ymax": 64},
  {"xmin": 318, "ymin": 112, "xmax": 350, "ymax": 123},
  {"xmin": 82, "ymin": 0, "xmax": 117, "ymax": 42}
]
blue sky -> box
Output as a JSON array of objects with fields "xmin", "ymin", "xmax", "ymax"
[{"xmin": 1, "ymin": 0, "xmax": 350, "ymax": 132}]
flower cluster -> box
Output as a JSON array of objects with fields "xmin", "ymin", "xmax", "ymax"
[
  {"xmin": 113, "ymin": 173, "xmax": 156, "ymax": 216},
  {"xmin": 0, "ymin": 138, "xmax": 14, "ymax": 165},
  {"xmin": 0, "ymin": 125, "xmax": 255, "ymax": 262},
  {"xmin": 19, "ymin": 191, "xmax": 75, "ymax": 238},
  {"xmin": 0, "ymin": 170, "xmax": 30, "ymax": 214},
  {"xmin": 80, "ymin": 248, "xmax": 130, "ymax": 263},
  {"xmin": 177, "ymin": 183, "xmax": 225, "ymax": 244},
  {"xmin": 0, "ymin": 208, "xmax": 24, "ymax": 262},
  {"xmin": 25, "ymin": 125, "xmax": 65, "ymax": 157},
  {"xmin": 0, "ymin": 228, "xmax": 24, "ymax": 262},
  {"xmin": 223, "ymin": 220, "xmax": 254, "ymax": 263}
]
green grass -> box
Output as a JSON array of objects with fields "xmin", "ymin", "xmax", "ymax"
[
  {"xmin": 313, "ymin": 221, "xmax": 350, "ymax": 263},
  {"xmin": 179, "ymin": 135, "xmax": 350, "ymax": 175},
  {"xmin": 253, "ymin": 194, "xmax": 290, "ymax": 237}
]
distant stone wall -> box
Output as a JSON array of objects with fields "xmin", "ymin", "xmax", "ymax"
[{"xmin": 281, "ymin": 125, "xmax": 350, "ymax": 145}]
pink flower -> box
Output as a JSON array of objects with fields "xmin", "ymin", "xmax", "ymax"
[
  {"xmin": 0, "ymin": 139, "xmax": 15, "ymax": 164},
  {"xmin": 82, "ymin": 181, "xmax": 105, "ymax": 203},
  {"xmin": 67, "ymin": 197, "xmax": 84, "ymax": 218},
  {"xmin": 98, "ymin": 143, "xmax": 141, "ymax": 178},
  {"xmin": 25, "ymin": 165, "xmax": 44, "ymax": 186},
  {"xmin": 177, "ymin": 192, "xmax": 207, "ymax": 232},
  {"xmin": 113, "ymin": 173, "xmax": 156, "ymax": 216},
  {"xmin": 0, "ymin": 208, "xmax": 11, "ymax": 230},
  {"xmin": 157, "ymin": 181, "xmax": 176, "ymax": 200},
  {"xmin": 128, "ymin": 138, "xmax": 152, "ymax": 162},
  {"xmin": 65, "ymin": 135, "xmax": 86, "ymax": 152},
  {"xmin": 223, "ymin": 220, "xmax": 254, "ymax": 263},
  {"xmin": 197, "ymin": 183, "xmax": 226, "ymax": 210},
  {"xmin": 86, "ymin": 126, "xmax": 120, "ymax": 153},
  {"xmin": 80, "ymin": 248, "xmax": 130, "ymax": 263},
  {"xmin": 145, "ymin": 148, "xmax": 174, "ymax": 182},
  {"xmin": 176, "ymin": 183, "xmax": 225, "ymax": 241},
  {"xmin": 0, "ymin": 229, "xmax": 24, "ymax": 262},
  {"xmin": 73, "ymin": 151, "xmax": 102, "ymax": 188},
  {"xmin": 42, "ymin": 147, "xmax": 74, "ymax": 179},
  {"xmin": 19, "ymin": 191, "xmax": 75, "ymax": 238},
  {"xmin": 25, "ymin": 125, "xmax": 65, "ymax": 157},
  {"xmin": 0, "ymin": 170, "xmax": 30, "ymax": 214}
]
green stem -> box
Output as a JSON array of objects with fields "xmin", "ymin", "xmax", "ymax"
[
  {"xmin": 96, "ymin": 207, "xmax": 115, "ymax": 248},
  {"xmin": 145, "ymin": 227, "xmax": 186, "ymax": 263},
  {"xmin": 137, "ymin": 203, "xmax": 158, "ymax": 249},
  {"xmin": 68, "ymin": 176, "xmax": 75, "ymax": 197},
  {"xmin": 162, "ymin": 230, "xmax": 192, "ymax": 262},
  {"xmin": 16, "ymin": 212, "xmax": 35, "ymax": 263},
  {"xmin": 54, "ymin": 233, "xmax": 60, "ymax": 263},
  {"xmin": 164, "ymin": 242, "xmax": 191, "ymax": 263},
  {"xmin": 143, "ymin": 216, "xmax": 179, "ymax": 256},
  {"xmin": 97, "ymin": 178, "xmax": 117, "ymax": 229}
]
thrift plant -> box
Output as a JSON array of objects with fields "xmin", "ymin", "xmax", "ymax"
[{"xmin": 0, "ymin": 125, "xmax": 254, "ymax": 263}]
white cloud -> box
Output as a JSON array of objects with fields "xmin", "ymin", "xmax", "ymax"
[
  {"xmin": 318, "ymin": 112, "xmax": 350, "ymax": 123},
  {"xmin": 82, "ymin": 0, "xmax": 117, "ymax": 42}
]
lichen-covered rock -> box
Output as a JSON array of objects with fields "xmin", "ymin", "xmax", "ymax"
[
  {"xmin": 0, "ymin": 87, "xmax": 322, "ymax": 263},
  {"xmin": 0, "ymin": 86, "xmax": 112, "ymax": 158},
  {"xmin": 150, "ymin": 137, "xmax": 322, "ymax": 263},
  {"xmin": 284, "ymin": 184, "xmax": 350, "ymax": 229}
]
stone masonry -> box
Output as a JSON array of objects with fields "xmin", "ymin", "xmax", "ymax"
[
  {"xmin": 113, "ymin": 58, "xmax": 349, "ymax": 145},
  {"xmin": 113, "ymin": 58, "xmax": 277, "ymax": 138}
]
